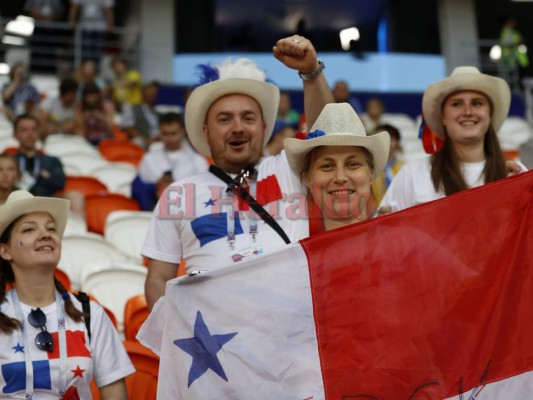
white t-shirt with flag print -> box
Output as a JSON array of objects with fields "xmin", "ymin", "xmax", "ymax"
[
  {"xmin": 0, "ymin": 293, "xmax": 135, "ymax": 399},
  {"xmin": 142, "ymin": 150, "xmax": 309, "ymax": 274}
]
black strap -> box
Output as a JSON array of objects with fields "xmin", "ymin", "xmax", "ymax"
[
  {"xmin": 75, "ymin": 291, "xmax": 91, "ymax": 342},
  {"xmin": 209, "ymin": 165, "xmax": 291, "ymax": 244}
]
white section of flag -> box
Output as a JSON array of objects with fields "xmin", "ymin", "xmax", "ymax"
[
  {"xmin": 445, "ymin": 371, "xmax": 533, "ymax": 399},
  {"xmin": 140, "ymin": 244, "xmax": 325, "ymax": 400}
]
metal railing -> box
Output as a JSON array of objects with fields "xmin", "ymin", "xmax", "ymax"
[{"xmin": 0, "ymin": 18, "xmax": 140, "ymax": 74}]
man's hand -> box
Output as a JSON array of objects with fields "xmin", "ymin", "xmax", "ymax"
[{"xmin": 273, "ymin": 35, "xmax": 318, "ymax": 75}]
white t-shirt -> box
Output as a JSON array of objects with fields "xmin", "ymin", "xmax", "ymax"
[
  {"xmin": 138, "ymin": 142, "xmax": 208, "ymax": 184},
  {"xmin": 381, "ymin": 156, "xmax": 497, "ymax": 212},
  {"xmin": 42, "ymin": 98, "xmax": 75, "ymax": 126},
  {"xmin": 0, "ymin": 293, "xmax": 134, "ymax": 399},
  {"xmin": 141, "ymin": 151, "xmax": 309, "ymax": 273}
]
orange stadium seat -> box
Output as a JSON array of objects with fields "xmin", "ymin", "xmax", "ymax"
[
  {"xmin": 112, "ymin": 126, "xmax": 130, "ymax": 141},
  {"xmin": 123, "ymin": 294, "xmax": 149, "ymax": 341},
  {"xmin": 85, "ymin": 193, "xmax": 140, "ymax": 234},
  {"xmin": 90, "ymin": 340, "xmax": 159, "ymax": 400},
  {"xmin": 54, "ymin": 268, "xmax": 72, "ymax": 291},
  {"xmin": 123, "ymin": 340, "xmax": 159, "ymax": 400},
  {"xmin": 60, "ymin": 176, "xmax": 108, "ymax": 197},
  {"xmin": 98, "ymin": 139, "xmax": 145, "ymax": 167}
]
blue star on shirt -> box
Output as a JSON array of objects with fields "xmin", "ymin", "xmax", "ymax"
[
  {"xmin": 12, "ymin": 343, "xmax": 24, "ymax": 353},
  {"xmin": 174, "ymin": 311, "xmax": 238, "ymax": 387},
  {"xmin": 203, "ymin": 198, "xmax": 217, "ymax": 207}
]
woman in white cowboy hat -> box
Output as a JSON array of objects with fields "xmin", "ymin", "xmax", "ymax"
[
  {"xmin": 284, "ymin": 102, "xmax": 390, "ymax": 231},
  {"xmin": 0, "ymin": 190, "xmax": 134, "ymax": 399},
  {"xmin": 379, "ymin": 66, "xmax": 526, "ymax": 213}
]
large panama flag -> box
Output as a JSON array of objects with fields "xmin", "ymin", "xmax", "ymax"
[{"xmin": 143, "ymin": 170, "xmax": 533, "ymax": 399}]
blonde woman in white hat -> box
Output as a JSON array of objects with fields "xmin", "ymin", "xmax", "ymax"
[
  {"xmin": 284, "ymin": 102, "xmax": 390, "ymax": 231},
  {"xmin": 0, "ymin": 190, "xmax": 134, "ymax": 399},
  {"xmin": 379, "ymin": 66, "xmax": 526, "ymax": 213}
]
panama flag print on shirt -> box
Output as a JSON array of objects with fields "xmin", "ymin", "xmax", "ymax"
[{"xmin": 141, "ymin": 170, "xmax": 533, "ymax": 399}]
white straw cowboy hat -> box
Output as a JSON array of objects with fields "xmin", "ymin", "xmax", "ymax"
[
  {"xmin": 422, "ymin": 66, "xmax": 511, "ymax": 139},
  {"xmin": 284, "ymin": 103, "xmax": 390, "ymax": 179},
  {"xmin": 0, "ymin": 191, "xmax": 70, "ymax": 239},
  {"xmin": 185, "ymin": 58, "xmax": 280, "ymax": 158}
]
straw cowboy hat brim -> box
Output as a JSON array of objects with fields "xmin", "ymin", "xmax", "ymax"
[
  {"xmin": 0, "ymin": 191, "xmax": 70, "ymax": 239},
  {"xmin": 284, "ymin": 133, "xmax": 390, "ymax": 179},
  {"xmin": 422, "ymin": 66, "xmax": 511, "ymax": 139},
  {"xmin": 185, "ymin": 78, "xmax": 280, "ymax": 158},
  {"xmin": 284, "ymin": 102, "xmax": 390, "ymax": 179}
]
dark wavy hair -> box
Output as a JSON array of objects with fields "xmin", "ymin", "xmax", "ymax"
[{"xmin": 430, "ymin": 124, "xmax": 507, "ymax": 195}]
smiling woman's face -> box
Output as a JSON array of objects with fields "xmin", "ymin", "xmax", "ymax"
[
  {"xmin": 305, "ymin": 145, "xmax": 374, "ymax": 230},
  {"xmin": 441, "ymin": 90, "xmax": 492, "ymax": 146},
  {"xmin": 0, "ymin": 212, "xmax": 61, "ymax": 271}
]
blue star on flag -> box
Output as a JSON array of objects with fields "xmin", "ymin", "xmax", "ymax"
[
  {"xmin": 12, "ymin": 343, "xmax": 24, "ymax": 353},
  {"xmin": 174, "ymin": 311, "xmax": 238, "ymax": 387},
  {"xmin": 203, "ymin": 198, "xmax": 217, "ymax": 207}
]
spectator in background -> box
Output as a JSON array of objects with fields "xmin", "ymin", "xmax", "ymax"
[
  {"xmin": 361, "ymin": 97, "xmax": 385, "ymax": 133},
  {"xmin": 266, "ymin": 121, "xmax": 297, "ymax": 156},
  {"xmin": 121, "ymin": 81, "xmax": 160, "ymax": 149},
  {"xmin": 73, "ymin": 82, "xmax": 114, "ymax": 145},
  {"xmin": 499, "ymin": 15, "xmax": 529, "ymax": 93},
  {"xmin": 332, "ymin": 80, "xmax": 363, "ymax": 114},
  {"xmin": 109, "ymin": 56, "xmax": 142, "ymax": 111},
  {"xmin": 133, "ymin": 112, "xmax": 208, "ymax": 210},
  {"xmin": 0, "ymin": 154, "xmax": 20, "ymax": 205},
  {"xmin": 371, "ymin": 123, "xmax": 404, "ymax": 205},
  {"xmin": 12, "ymin": 114, "xmax": 66, "ymax": 197},
  {"xmin": 277, "ymin": 91, "xmax": 300, "ymax": 125},
  {"xmin": 25, "ymin": 0, "xmax": 65, "ymax": 73},
  {"xmin": 68, "ymin": 0, "xmax": 114, "ymax": 62},
  {"xmin": 40, "ymin": 78, "xmax": 79, "ymax": 137},
  {"xmin": 1, "ymin": 63, "xmax": 41, "ymax": 122},
  {"xmin": 75, "ymin": 59, "xmax": 106, "ymax": 98}
]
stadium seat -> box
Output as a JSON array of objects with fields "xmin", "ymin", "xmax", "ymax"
[
  {"xmin": 89, "ymin": 163, "xmax": 137, "ymax": 194},
  {"xmin": 80, "ymin": 264, "xmax": 148, "ymax": 331},
  {"xmin": 0, "ymin": 139, "xmax": 19, "ymax": 154},
  {"xmin": 59, "ymin": 152, "xmax": 109, "ymax": 175},
  {"xmin": 59, "ymin": 233, "xmax": 127, "ymax": 290},
  {"xmin": 45, "ymin": 133, "xmax": 89, "ymax": 145},
  {"xmin": 104, "ymin": 210, "xmax": 152, "ymax": 263},
  {"xmin": 85, "ymin": 193, "xmax": 140, "ymax": 234},
  {"xmin": 64, "ymin": 213, "xmax": 88, "ymax": 236},
  {"xmin": 123, "ymin": 340, "xmax": 159, "ymax": 400},
  {"xmin": 44, "ymin": 138, "xmax": 99, "ymax": 158},
  {"xmin": 54, "ymin": 268, "xmax": 71, "ymax": 291},
  {"xmin": 381, "ymin": 113, "xmax": 417, "ymax": 133},
  {"xmin": 98, "ymin": 139, "xmax": 145, "ymax": 167},
  {"xmin": 498, "ymin": 116, "xmax": 533, "ymax": 157},
  {"xmin": 61, "ymin": 176, "xmax": 108, "ymax": 198},
  {"xmin": 123, "ymin": 294, "xmax": 149, "ymax": 342}
]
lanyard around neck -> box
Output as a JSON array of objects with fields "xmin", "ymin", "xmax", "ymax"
[
  {"xmin": 11, "ymin": 289, "xmax": 68, "ymax": 399},
  {"xmin": 18, "ymin": 154, "xmax": 41, "ymax": 178},
  {"xmin": 209, "ymin": 165, "xmax": 290, "ymax": 245}
]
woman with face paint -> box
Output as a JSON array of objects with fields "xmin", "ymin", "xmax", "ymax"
[{"xmin": 0, "ymin": 190, "xmax": 134, "ymax": 399}]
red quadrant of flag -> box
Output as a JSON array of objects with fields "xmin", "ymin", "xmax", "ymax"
[
  {"xmin": 48, "ymin": 331, "xmax": 91, "ymax": 360},
  {"xmin": 302, "ymin": 171, "xmax": 533, "ymax": 399}
]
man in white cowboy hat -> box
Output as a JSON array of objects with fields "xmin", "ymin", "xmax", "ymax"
[{"xmin": 142, "ymin": 35, "xmax": 334, "ymax": 310}]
